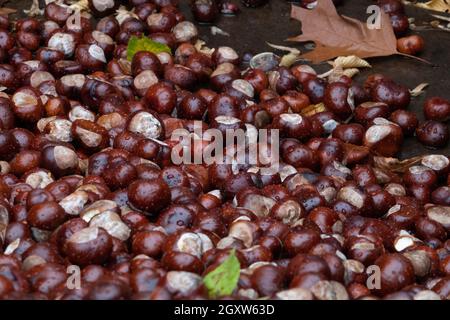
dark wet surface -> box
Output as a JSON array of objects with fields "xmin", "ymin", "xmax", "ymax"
[{"xmin": 5, "ymin": 0, "xmax": 450, "ymax": 159}]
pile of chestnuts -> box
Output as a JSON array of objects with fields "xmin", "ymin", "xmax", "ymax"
[{"xmin": 0, "ymin": 0, "xmax": 447, "ymax": 301}]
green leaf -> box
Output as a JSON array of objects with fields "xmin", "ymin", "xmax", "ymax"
[
  {"xmin": 126, "ymin": 35, "xmax": 172, "ymax": 61},
  {"xmin": 203, "ymin": 249, "xmax": 240, "ymax": 298}
]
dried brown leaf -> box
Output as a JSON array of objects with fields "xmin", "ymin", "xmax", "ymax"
[
  {"xmin": 194, "ymin": 40, "xmax": 215, "ymax": 56},
  {"xmin": 373, "ymin": 156, "xmax": 424, "ymax": 173},
  {"xmin": 115, "ymin": 5, "xmax": 138, "ymax": 25},
  {"xmin": 211, "ymin": 26, "xmax": 230, "ymax": 37},
  {"xmin": 414, "ymin": 0, "xmax": 450, "ymax": 13},
  {"xmin": 410, "ymin": 83, "xmax": 429, "ymax": 96},
  {"xmin": 24, "ymin": 0, "xmax": 42, "ymax": 16},
  {"xmin": 330, "ymin": 56, "xmax": 372, "ymax": 68},
  {"xmin": 267, "ymin": 43, "xmax": 301, "ymax": 67},
  {"xmin": 300, "ymin": 103, "xmax": 326, "ymax": 116},
  {"xmin": 0, "ymin": 7, "xmax": 15, "ymax": 15},
  {"xmin": 343, "ymin": 68, "xmax": 360, "ymax": 78},
  {"xmin": 343, "ymin": 144, "xmax": 370, "ymax": 165},
  {"xmin": 430, "ymin": 14, "xmax": 450, "ymax": 22},
  {"xmin": 288, "ymin": 0, "xmax": 398, "ymax": 63}
]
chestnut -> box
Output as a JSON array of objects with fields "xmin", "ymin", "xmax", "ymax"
[
  {"xmin": 75, "ymin": 44, "xmax": 107, "ymax": 72},
  {"xmin": 17, "ymin": 31, "xmax": 40, "ymax": 52},
  {"xmin": 371, "ymin": 79, "xmax": 411, "ymax": 111},
  {"xmin": 261, "ymin": 97, "xmax": 289, "ymax": 118},
  {"xmin": 323, "ymin": 82, "xmax": 352, "ymax": 120},
  {"xmin": 128, "ymin": 179, "xmax": 171, "ymax": 214},
  {"xmin": 267, "ymin": 67, "xmax": 297, "ymax": 95},
  {"xmin": 431, "ymin": 186, "xmax": 450, "ymax": 206},
  {"xmin": 64, "ymin": 226, "xmax": 113, "ymax": 266},
  {"xmin": 103, "ymin": 162, "xmax": 137, "ymax": 190},
  {"xmin": 389, "ymin": 109, "xmax": 418, "ymax": 136},
  {"xmin": 177, "ymin": 93, "xmax": 207, "ymax": 120},
  {"xmin": 28, "ymin": 202, "xmax": 66, "ymax": 231},
  {"xmin": 10, "ymin": 150, "xmax": 42, "ymax": 176},
  {"xmin": 84, "ymin": 31, "xmax": 115, "ymax": 58},
  {"xmin": 397, "ymin": 35, "xmax": 424, "ymax": 56},
  {"xmin": 164, "ymin": 64, "xmax": 197, "ymax": 90},
  {"xmin": 71, "ymin": 119, "xmax": 109, "ymax": 151},
  {"xmin": 172, "ymin": 21, "xmax": 199, "ymax": 43},
  {"xmin": 273, "ymin": 114, "xmax": 312, "ymax": 140},
  {"xmin": 51, "ymin": 60, "xmax": 84, "ymax": 77},
  {"xmin": 303, "ymin": 77, "xmax": 326, "ymax": 104},
  {"xmin": 11, "ymin": 87, "xmax": 44, "ymax": 123},
  {"xmin": 250, "ymin": 264, "xmax": 283, "ymax": 296},
  {"xmin": 363, "ymin": 118, "xmax": 403, "ymax": 157},
  {"xmin": 191, "ymin": 0, "xmax": 219, "ymax": 23},
  {"xmin": 243, "ymin": 69, "xmax": 269, "ymax": 94},
  {"xmin": 373, "ymin": 253, "xmax": 415, "ymax": 296},
  {"xmin": 0, "ymin": 64, "xmax": 17, "ymax": 90},
  {"xmin": 127, "ymin": 110, "xmax": 165, "ymax": 140},
  {"xmin": 210, "ymin": 63, "xmax": 240, "ymax": 91},
  {"xmin": 41, "ymin": 145, "xmax": 79, "ymax": 178},
  {"xmin": 0, "ymin": 29, "xmax": 15, "ymax": 51},
  {"xmin": 332, "ymin": 123, "xmax": 365, "ymax": 145},
  {"xmin": 282, "ymin": 91, "xmax": 310, "ymax": 113},
  {"xmin": 416, "ymin": 120, "xmax": 449, "ymax": 148},
  {"xmin": 285, "ymin": 230, "xmax": 321, "ymax": 257},
  {"xmin": 88, "ymin": 0, "xmax": 119, "ymax": 18},
  {"xmin": 145, "ymin": 13, "xmax": 174, "ymax": 34},
  {"xmin": 96, "ymin": 16, "xmax": 120, "ymax": 38},
  {"xmin": 144, "ymin": 82, "xmax": 177, "ymax": 114},
  {"xmin": 424, "ymin": 97, "xmax": 450, "ymax": 121},
  {"xmin": 131, "ymin": 51, "xmax": 162, "ymax": 76},
  {"xmin": 287, "ymin": 254, "xmax": 330, "ymax": 280},
  {"xmin": 403, "ymin": 165, "xmax": 437, "ymax": 188},
  {"xmin": 45, "ymin": 2, "xmax": 71, "ymax": 25},
  {"xmin": 47, "ymin": 32, "xmax": 77, "ymax": 58},
  {"xmin": 0, "ymin": 97, "xmax": 15, "ymax": 129}
]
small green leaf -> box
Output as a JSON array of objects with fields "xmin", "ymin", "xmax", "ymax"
[
  {"xmin": 126, "ymin": 35, "xmax": 172, "ymax": 61},
  {"xmin": 203, "ymin": 249, "xmax": 240, "ymax": 298}
]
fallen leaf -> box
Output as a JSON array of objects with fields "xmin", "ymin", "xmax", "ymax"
[
  {"xmin": 411, "ymin": 0, "xmax": 450, "ymax": 13},
  {"xmin": 343, "ymin": 68, "xmax": 360, "ymax": 78},
  {"xmin": 24, "ymin": 0, "xmax": 43, "ymax": 17},
  {"xmin": 194, "ymin": 40, "xmax": 215, "ymax": 56},
  {"xmin": 430, "ymin": 19, "xmax": 450, "ymax": 32},
  {"xmin": 211, "ymin": 26, "xmax": 230, "ymax": 37},
  {"xmin": 300, "ymin": 103, "xmax": 326, "ymax": 116},
  {"xmin": 117, "ymin": 59, "xmax": 132, "ymax": 75},
  {"xmin": 267, "ymin": 42, "xmax": 301, "ymax": 67},
  {"xmin": 203, "ymin": 249, "xmax": 240, "ymax": 298},
  {"xmin": 373, "ymin": 156, "xmax": 423, "ymax": 173},
  {"xmin": 343, "ymin": 143, "xmax": 370, "ymax": 165},
  {"xmin": 126, "ymin": 35, "xmax": 171, "ymax": 61},
  {"xmin": 288, "ymin": 0, "xmax": 398, "ymax": 63},
  {"xmin": 410, "ymin": 83, "xmax": 429, "ymax": 96},
  {"xmin": 115, "ymin": 5, "xmax": 139, "ymax": 25},
  {"xmin": 68, "ymin": 0, "xmax": 90, "ymax": 13},
  {"xmin": 0, "ymin": 7, "xmax": 15, "ymax": 15},
  {"xmin": 319, "ymin": 55, "xmax": 369, "ymax": 82},
  {"xmin": 430, "ymin": 14, "xmax": 450, "ymax": 22},
  {"xmin": 330, "ymin": 56, "xmax": 371, "ymax": 69}
]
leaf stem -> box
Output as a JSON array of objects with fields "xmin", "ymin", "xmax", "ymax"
[{"xmin": 395, "ymin": 52, "xmax": 433, "ymax": 65}]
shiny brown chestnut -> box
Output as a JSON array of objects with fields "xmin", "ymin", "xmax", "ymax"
[{"xmin": 416, "ymin": 120, "xmax": 449, "ymax": 148}]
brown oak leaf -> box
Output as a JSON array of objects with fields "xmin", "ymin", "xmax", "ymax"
[
  {"xmin": 288, "ymin": 0, "xmax": 398, "ymax": 63},
  {"xmin": 413, "ymin": 0, "xmax": 450, "ymax": 13},
  {"xmin": 0, "ymin": 7, "xmax": 16, "ymax": 15}
]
